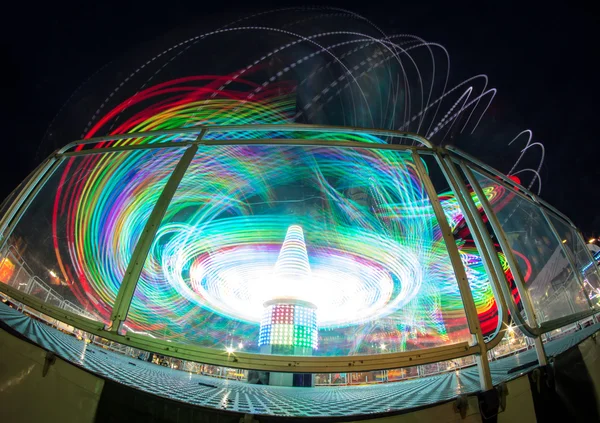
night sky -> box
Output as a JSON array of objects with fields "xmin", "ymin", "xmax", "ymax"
[{"xmin": 3, "ymin": 2, "xmax": 599, "ymax": 235}]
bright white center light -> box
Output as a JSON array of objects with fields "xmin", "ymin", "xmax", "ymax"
[{"xmin": 167, "ymin": 221, "xmax": 423, "ymax": 329}]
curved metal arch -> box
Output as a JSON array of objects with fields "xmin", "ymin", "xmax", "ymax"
[
  {"xmin": 0, "ymin": 280, "xmax": 477, "ymax": 373},
  {"xmin": 0, "ymin": 124, "xmax": 593, "ymax": 388},
  {"xmin": 58, "ymin": 123, "xmax": 433, "ymax": 154},
  {"xmin": 457, "ymin": 158, "xmax": 598, "ymax": 336},
  {"xmin": 434, "ymin": 153, "xmax": 509, "ymax": 349},
  {"xmin": 446, "ymin": 145, "xmax": 574, "ymax": 226}
]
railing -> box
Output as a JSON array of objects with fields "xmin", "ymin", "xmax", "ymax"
[
  {"xmin": 0, "ymin": 123, "xmax": 598, "ymax": 393},
  {"xmin": 0, "ymin": 247, "xmax": 492, "ymax": 384},
  {"xmin": 0, "ymin": 247, "xmax": 93, "ymax": 320}
]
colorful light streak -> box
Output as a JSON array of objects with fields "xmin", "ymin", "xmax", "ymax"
[
  {"xmin": 7, "ymin": 7, "xmax": 584, "ymax": 362},
  {"xmin": 41, "ymin": 51, "xmax": 528, "ymax": 355},
  {"xmin": 49, "ymin": 90, "xmax": 512, "ymax": 355}
]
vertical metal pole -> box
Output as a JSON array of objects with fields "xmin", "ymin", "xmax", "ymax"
[
  {"xmin": 462, "ymin": 164, "xmax": 547, "ymax": 366},
  {"xmin": 437, "ymin": 154, "xmax": 509, "ymax": 333},
  {"xmin": 411, "ymin": 150, "xmax": 493, "ymax": 390},
  {"xmin": 11, "ymin": 264, "xmax": 23, "ymax": 289},
  {"xmin": 435, "ymin": 153, "xmax": 498, "ymax": 391},
  {"xmin": 448, "ymin": 158, "xmax": 533, "ymax": 335},
  {"xmin": 25, "ymin": 277, "xmax": 34, "ymax": 294},
  {"xmin": 109, "ymin": 143, "xmax": 198, "ymax": 331},
  {"xmin": 532, "ymin": 337, "xmax": 546, "ymax": 364},
  {"xmin": 537, "ymin": 204, "xmax": 594, "ymax": 309}
]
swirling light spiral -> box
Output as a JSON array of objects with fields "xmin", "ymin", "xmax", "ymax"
[
  {"xmin": 51, "ymin": 102, "xmax": 506, "ymax": 355},
  {"xmin": 40, "ymin": 9, "xmax": 531, "ymax": 355}
]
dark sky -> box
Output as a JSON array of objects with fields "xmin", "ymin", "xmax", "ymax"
[{"xmin": 2, "ymin": 2, "xmax": 599, "ymax": 235}]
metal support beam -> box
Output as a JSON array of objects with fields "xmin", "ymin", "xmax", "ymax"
[
  {"xmin": 61, "ymin": 140, "xmax": 188, "ymax": 157},
  {"xmin": 437, "ymin": 155, "xmax": 509, "ymax": 342},
  {"xmin": 434, "ymin": 153, "xmax": 495, "ymax": 391},
  {"xmin": 58, "ymin": 138, "xmax": 427, "ymax": 158},
  {"xmin": 200, "ymin": 137, "xmax": 424, "ymax": 151},
  {"xmin": 461, "ymin": 164, "xmax": 547, "ymax": 366},
  {"xmin": 411, "ymin": 151, "xmax": 487, "ymax": 362},
  {"xmin": 59, "ymin": 123, "xmax": 433, "ymax": 153},
  {"xmin": 0, "ymin": 280, "xmax": 476, "ymax": 373},
  {"xmin": 532, "ymin": 337, "xmax": 547, "ymax": 366},
  {"xmin": 538, "ymin": 308, "xmax": 597, "ymax": 332},
  {"xmin": 447, "ymin": 145, "xmax": 574, "ymax": 225},
  {"xmin": 0, "ymin": 155, "xmax": 55, "ymax": 221},
  {"xmin": 447, "ymin": 165, "xmax": 574, "ymax": 338},
  {"xmin": 0, "ymin": 155, "xmax": 61, "ymax": 250},
  {"xmin": 109, "ymin": 143, "xmax": 198, "ymax": 331}
]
